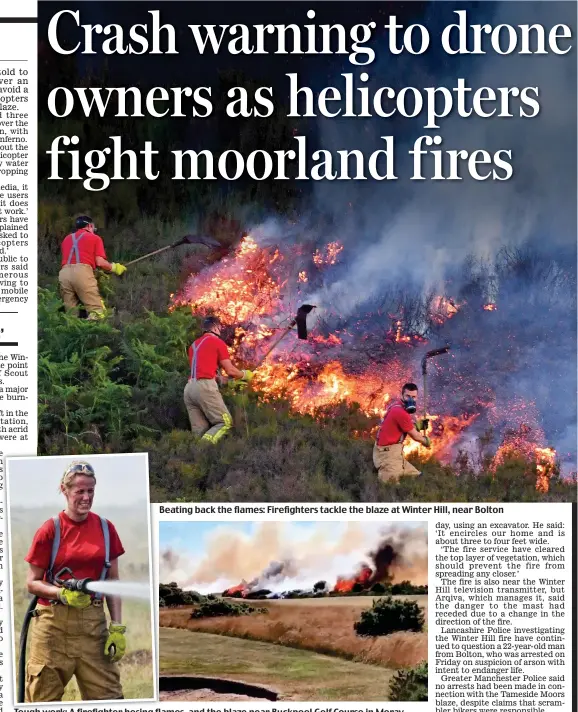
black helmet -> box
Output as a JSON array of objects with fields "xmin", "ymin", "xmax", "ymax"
[
  {"xmin": 75, "ymin": 215, "xmax": 93, "ymax": 230},
  {"xmin": 202, "ymin": 315, "xmax": 221, "ymax": 333}
]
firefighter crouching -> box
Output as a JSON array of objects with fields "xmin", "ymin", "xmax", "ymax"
[
  {"xmin": 59, "ymin": 215, "xmax": 127, "ymax": 319},
  {"xmin": 184, "ymin": 315, "xmax": 253, "ymax": 443},
  {"xmin": 374, "ymin": 382, "xmax": 432, "ymax": 483},
  {"xmin": 24, "ymin": 461, "xmax": 126, "ymax": 702}
]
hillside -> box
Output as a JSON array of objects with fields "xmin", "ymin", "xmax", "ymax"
[{"xmin": 38, "ymin": 281, "xmax": 575, "ymax": 503}]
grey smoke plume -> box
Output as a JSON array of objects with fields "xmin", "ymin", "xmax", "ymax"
[
  {"xmin": 159, "ymin": 522, "xmax": 427, "ymax": 593},
  {"xmin": 295, "ymin": 2, "xmax": 576, "ymax": 314}
]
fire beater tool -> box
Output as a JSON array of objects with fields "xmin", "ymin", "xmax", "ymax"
[
  {"xmin": 256, "ymin": 304, "xmax": 316, "ymax": 367},
  {"xmin": 124, "ymin": 234, "xmax": 222, "ymax": 267},
  {"xmin": 420, "ymin": 346, "xmax": 450, "ymax": 431}
]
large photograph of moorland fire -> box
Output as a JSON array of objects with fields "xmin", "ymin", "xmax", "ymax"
[
  {"xmin": 38, "ymin": 2, "xmax": 577, "ymax": 502},
  {"xmin": 158, "ymin": 521, "xmax": 428, "ymax": 702}
]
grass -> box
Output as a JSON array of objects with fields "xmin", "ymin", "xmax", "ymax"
[
  {"xmin": 11, "ymin": 507, "xmax": 154, "ymax": 701},
  {"xmin": 160, "ymin": 596, "xmax": 428, "ymax": 669},
  {"xmin": 160, "ymin": 627, "xmax": 397, "ymax": 701}
]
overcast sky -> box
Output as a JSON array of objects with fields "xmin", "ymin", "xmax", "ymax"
[{"xmin": 7, "ymin": 453, "xmax": 150, "ymax": 509}]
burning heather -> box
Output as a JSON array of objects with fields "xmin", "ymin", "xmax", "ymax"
[
  {"xmin": 160, "ymin": 522, "xmax": 427, "ymax": 596},
  {"xmin": 171, "ymin": 233, "xmax": 576, "ymax": 489}
]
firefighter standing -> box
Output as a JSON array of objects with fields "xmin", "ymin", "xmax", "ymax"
[
  {"xmin": 24, "ymin": 461, "xmax": 126, "ymax": 702},
  {"xmin": 373, "ymin": 382, "xmax": 432, "ymax": 483},
  {"xmin": 59, "ymin": 216, "xmax": 127, "ymax": 319},
  {"xmin": 184, "ymin": 316, "xmax": 253, "ymax": 443}
]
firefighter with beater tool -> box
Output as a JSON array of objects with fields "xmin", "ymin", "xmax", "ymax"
[
  {"xmin": 373, "ymin": 382, "xmax": 432, "ymax": 483},
  {"xmin": 59, "ymin": 215, "xmax": 127, "ymax": 319},
  {"xmin": 24, "ymin": 461, "xmax": 126, "ymax": 702},
  {"xmin": 184, "ymin": 315, "xmax": 254, "ymax": 443}
]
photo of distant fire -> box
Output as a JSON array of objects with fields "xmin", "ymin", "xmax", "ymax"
[
  {"xmin": 170, "ymin": 229, "xmax": 576, "ymax": 493},
  {"xmin": 159, "ymin": 521, "xmax": 428, "ymax": 702}
]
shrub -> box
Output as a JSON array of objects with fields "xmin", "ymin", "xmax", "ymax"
[
  {"xmin": 388, "ymin": 661, "xmax": 428, "ymax": 701},
  {"xmin": 159, "ymin": 582, "xmax": 204, "ymax": 607},
  {"xmin": 354, "ymin": 596, "xmax": 425, "ymax": 637},
  {"xmin": 390, "ymin": 581, "xmax": 428, "ymax": 595},
  {"xmin": 370, "ymin": 582, "xmax": 387, "ymax": 595},
  {"xmin": 190, "ymin": 599, "xmax": 267, "ymax": 618}
]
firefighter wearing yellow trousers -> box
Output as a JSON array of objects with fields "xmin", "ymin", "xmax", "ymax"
[
  {"xmin": 374, "ymin": 383, "xmax": 432, "ymax": 483},
  {"xmin": 184, "ymin": 316, "xmax": 253, "ymax": 443},
  {"xmin": 59, "ymin": 216, "xmax": 127, "ymax": 319},
  {"xmin": 24, "ymin": 461, "xmax": 126, "ymax": 702}
]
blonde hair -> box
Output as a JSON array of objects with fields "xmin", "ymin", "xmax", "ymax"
[{"xmin": 60, "ymin": 460, "xmax": 97, "ymax": 490}]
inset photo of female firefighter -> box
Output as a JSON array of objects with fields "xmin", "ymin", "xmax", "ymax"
[{"xmin": 6, "ymin": 454, "xmax": 156, "ymax": 704}]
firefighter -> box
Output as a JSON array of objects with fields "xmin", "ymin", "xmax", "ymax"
[
  {"xmin": 373, "ymin": 382, "xmax": 432, "ymax": 483},
  {"xmin": 59, "ymin": 216, "xmax": 127, "ymax": 319},
  {"xmin": 24, "ymin": 461, "xmax": 126, "ymax": 702},
  {"xmin": 184, "ymin": 315, "xmax": 253, "ymax": 443}
]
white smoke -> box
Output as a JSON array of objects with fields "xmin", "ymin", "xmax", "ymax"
[{"xmin": 160, "ymin": 521, "xmax": 427, "ymax": 593}]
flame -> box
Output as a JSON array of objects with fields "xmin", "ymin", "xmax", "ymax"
[
  {"xmin": 333, "ymin": 564, "xmax": 373, "ymax": 593},
  {"xmin": 492, "ymin": 411, "xmax": 557, "ymax": 492},
  {"xmin": 170, "ymin": 235, "xmax": 557, "ymax": 469},
  {"xmin": 535, "ymin": 447, "xmax": 556, "ymax": 493},
  {"xmin": 224, "ymin": 582, "xmax": 249, "ymax": 597},
  {"xmin": 313, "ymin": 241, "xmax": 343, "ymax": 267},
  {"xmin": 431, "ymin": 296, "xmax": 461, "ymax": 324},
  {"xmin": 404, "ymin": 413, "xmax": 480, "ymax": 459}
]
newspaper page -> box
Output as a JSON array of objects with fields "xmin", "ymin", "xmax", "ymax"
[{"xmin": 0, "ymin": 1, "xmax": 576, "ymax": 712}]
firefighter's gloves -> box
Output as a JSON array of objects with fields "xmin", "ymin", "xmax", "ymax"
[
  {"xmin": 241, "ymin": 369, "xmax": 254, "ymax": 382},
  {"xmin": 110, "ymin": 262, "xmax": 127, "ymax": 277},
  {"xmin": 416, "ymin": 418, "xmax": 430, "ymax": 432},
  {"xmin": 105, "ymin": 624, "xmax": 127, "ymax": 662},
  {"xmin": 423, "ymin": 436, "xmax": 432, "ymax": 449},
  {"xmin": 58, "ymin": 588, "xmax": 92, "ymax": 608}
]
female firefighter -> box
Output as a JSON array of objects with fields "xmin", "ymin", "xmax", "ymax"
[{"xmin": 24, "ymin": 461, "xmax": 126, "ymax": 702}]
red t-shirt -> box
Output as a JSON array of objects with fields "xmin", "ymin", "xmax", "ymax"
[
  {"xmin": 26, "ymin": 511, "xmax": 124, "ymax": 606},
  {"xmin": 61, "ymin": 230, "xmax": 107, "ymax": 269},
  {"xmin": 188, "ymin": 333, "xmax": 230, "ymax": 380},
  {"xmin": 376, "ymin": 399, "xmax": 415, "ymax": 446}
]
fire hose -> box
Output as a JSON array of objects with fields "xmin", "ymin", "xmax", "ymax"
[{"xmin": 17, "ymin": 569, "xmax": 110, "ymax": 703}]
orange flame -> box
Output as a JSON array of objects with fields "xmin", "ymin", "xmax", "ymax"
[
  {"xmin": 170, "ymin": 235, "xmax": 556, "ymax": 467},
  {"xmin": 535, "ymin": 447, "xmax": 556, "ymax": 493},
  {"xmin": 333, "ymin": 565, "xmax": 373, "ymax": 593},
  {"xmin": 483, "ymin": 303, "xmax": 497, "ymax": 311}
]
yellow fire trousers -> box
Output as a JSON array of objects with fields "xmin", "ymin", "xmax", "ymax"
[
  {"xmin": 25, "ymin": 603, "xmax": 123, "ymax": 702},
  {"xmin": 58, "ymin": 264, "xmax": 105, "ymax": 317},
  {"xmin": 183, "ymin": 379, "xmax": 233, "ymax": 443},
  {"xmin": 373, "ymin": 443, "xmax": 421, "ymax": 483}
]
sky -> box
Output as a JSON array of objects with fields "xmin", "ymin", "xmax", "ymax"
[
  {"xmin": 7, "ymin": 453, "xmax": 150, "ymax": 509},
  {"xmin": 159, "ymin": 520, "xmax": 423, "ymax": 557},
  {"xmin": 159, "ymin": 520, "xmax": 428, "ymax": 591}
]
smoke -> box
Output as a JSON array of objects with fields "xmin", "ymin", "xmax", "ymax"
[
  {"xmin": 237, "ymin": 3, "xmax": 577, "ymax": 471},
  {"xmin": 303, "ymin": 2, "xmax": 576, "ymax": 312},
  {"xmin": 160, "ymin": 522, "xmax": 427, "ymax": 593}
]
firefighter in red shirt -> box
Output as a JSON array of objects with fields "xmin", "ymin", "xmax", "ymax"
[
  {"xmin": 184, "ymin": 315, "xmax": 253, "ymax": 443},
  {"xmin": 373, "ymin": 382, "xmax": 432, "ymax": 483},
  {"xmin": 24, "ymin": 461, "xmax": 126, "ymax": 702},
  {"xmin": 59, "ymin": 215, "xmax": 127, "ymax": 319}
]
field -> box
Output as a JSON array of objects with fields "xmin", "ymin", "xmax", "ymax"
[
  {"xmin": 160, "ymin": 595, "xmax": 428, "ymax": 669},
  {"xmin": 160, "ymin": 628, "xmax": 397, "ymax": 701},
  {"xmin": 10, "ymin": 506, "xmax": 155, "ymax": 701}
]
